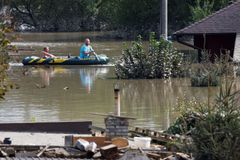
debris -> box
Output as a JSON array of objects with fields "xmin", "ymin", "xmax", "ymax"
[
  {"xmin": 100, "ymin": 144, "xmax": 118, "ymax": 159},
  {"xmin": 75, "ymin": 138, "xmax": 97, "ymax": 153},
  {"xmin": 37, "ymin": 145, "xmax": 50, "ymax": 157},
  {"xmin": 86, "ymin": 142, "xmax": 97, "ymax": 153},
  {"xmin": 176, "ymin": 152, "xmax": 191, "ymax": 160},
  {"xmin": 75, "ymin": 139, "xmax": 90, "ymax": 151},
  {"xmin": 162, "ymin": 152, "xmax": 191, "ymax": 160},
  {"xmin": 111, "ymin": 137, "xmax": 129, "ymax": 149},
  {"xmin": 0, "ymin": 148, "xmax": 7, "ymax": 157},
  {"xmin": 134, "ymin": 137, "xmax": 151, "ymax": 148},
  {"xmin": 4, "ymin": 147, "xmax": 15, "ymax": 157},
  {"xmin": 119, "ymin": 150, "xmax": 150, "ymax": 160},
  {"xmin": 52, "ymin": 148, "xmax": 70, "ymax": 157},
  {"xmin": 93, "ymin": 151, "xmax": 102, "ymax": 159},
  {"xmin": 163, "ymin": 155, "xmax": 175, "ymax": 160},
  {"xmin": 130, "ymin": 127, "xmax": 181, "ymax": 144},
  {"xmin": 63, "ymin": 86, "xmax": 69, "ymax": 90},
  {"xmin": 70, "ymin": 136, "xmax": 109, "ymax": 147},
  {"xmin": 3, "ymin": 137, "xmax": 12, "ymax": 144},
  {"xmin": 35, "ymin": 83, "xmax": 46, "ymax": 88},
  {"xmin": 146, "ymin": 152, "xmax": 162, "ymax": 159}
]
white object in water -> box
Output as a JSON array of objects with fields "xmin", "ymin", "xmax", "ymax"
[
  {"xmin": 133, "ymin": 137, "xmax": 151, "ymax": 148},
  {"xmin": 9, "ymin": 63, "xmax": 24, "ymax": 66}
]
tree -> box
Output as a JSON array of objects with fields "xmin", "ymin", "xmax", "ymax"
[
  {"xmin": 11, "ymin": 0, "xmax": 97, "ymax": 31},
  {"xmin": 190, "ymin": 0, "xmax": 214, "ymax": 22},
  {"xmin": 190, "ymin": 0, "xmax": 233, "ymax": 22}
]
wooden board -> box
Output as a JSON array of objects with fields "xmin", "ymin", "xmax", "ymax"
[{"xmin": 0, "ymin": 121, "xmax": 92, "ymax": 134}]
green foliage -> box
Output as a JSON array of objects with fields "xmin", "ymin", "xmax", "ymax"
[
  {"xmin": 166, "ymin": 96, "xmax": 202, "ymax": 135},
  {"xmin": 115, "ymin": 33, "xmax": 183, "ymax": 79},
  {"xmin": 190, "ymin": 63, "xmax": 220, "ymax": 87},
  {"xmin": 0, "ymin": 22, "xmax": 15, "ymax": 99},
  {"xmin": 190, "ymin": 0, "xmax": 214, "ymax": 22},
  {"xmin": 190, "ymin": 0, "xmax": 233, "ymax": 22},
  {"xmin": 192, "ymin": 81, "xmax": 240, "ymax": 160},
  {"xmin": 2, "ymin": 0, "xmax": 234, "ymax": 34},
  {"xmin": 11, "ymin": 0, "xmax": 98, "ymax": 31},
  {"xmin": 190, "ymin": 52, "xmax": 232, "ymax": 87},
  {"xmin": 168, "ymin": 80, "xmax": 240, "ymax": 160}
]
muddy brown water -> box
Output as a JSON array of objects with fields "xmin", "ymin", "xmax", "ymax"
[{"xmin": 1, "ymin": 32, "xmax": 219, "ymax": 130}]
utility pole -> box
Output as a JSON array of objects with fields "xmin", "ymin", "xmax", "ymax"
[{"xmin": 160, "ymin": 0, "xmax": 168, "ymax": 40}]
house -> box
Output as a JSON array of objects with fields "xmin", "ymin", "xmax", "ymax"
[{"xmin": 174, "ymin": 1, "xmax": 240, "ymax": 61}]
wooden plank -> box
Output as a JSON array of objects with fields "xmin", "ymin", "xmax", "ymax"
[
  {"xmin": 89, "ymin": 112, "xmax": 136, "ymax": 120},
  {"xmin": 0, "ymin": 121, "xmax": 92, "ymax": 134}
]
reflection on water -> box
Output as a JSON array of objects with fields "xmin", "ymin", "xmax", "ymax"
[
  {"xmin": 32, "ymin": 66, "xmax": 109, "ymax": 93},
  {"xmin": 79, "ymin": 68, "xmax": 109, "ymax": 93}
]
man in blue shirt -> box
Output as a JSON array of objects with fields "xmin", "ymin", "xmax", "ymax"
[{"xmin": 80, "ymin": 38, "xmax": 97, "ymax": 59}]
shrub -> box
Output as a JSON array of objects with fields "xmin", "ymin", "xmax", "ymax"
[
  {"xmin": 115, "ymin": 33, "xmax": 183, "ymax": 79},
  {"xmin": 191, "ymin": 81, "xmax": 240, "ymax": 160}
]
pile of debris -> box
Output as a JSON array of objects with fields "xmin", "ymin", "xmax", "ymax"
[
  {"xmin": 0, "ymin": 135, "xmax": 191, "ymax": 160},
  {"xmin": 0, "ymin": 113, "xmax": 193, "ymax": 160}
]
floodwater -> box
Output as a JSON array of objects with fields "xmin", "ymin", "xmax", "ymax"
[{"xmin": 1, "ymin": 32, "xmax": 218, "ymax": 130}]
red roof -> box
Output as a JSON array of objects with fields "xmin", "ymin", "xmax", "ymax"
[{"xmin": 174, "ymin": 1, "xmax": 240, "ymax": 35}]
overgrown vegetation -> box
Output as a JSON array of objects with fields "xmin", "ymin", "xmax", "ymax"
[
  {"xmin": 190, "ymin": 53, "xmax": 233, "ymax": 87},
  {"xmin": 115, "ymin": 33, "xmax": 183, "ymax": 79},
  {"xmin": 167, "ymin": 78, "xmax": 240, "ymax": 160}
]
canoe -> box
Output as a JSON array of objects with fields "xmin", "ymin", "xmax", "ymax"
[{"xmin": 22, "ymin": 54, "xmax": 109, "ymax": 65}]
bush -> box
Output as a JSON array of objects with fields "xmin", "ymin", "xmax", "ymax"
[{"xmin": 115, "ymin": 33, "xmax": 183, "ymax": 79}]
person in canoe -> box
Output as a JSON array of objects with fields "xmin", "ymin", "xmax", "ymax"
[
  {"xmin": 80, "ymin": 38, "xmax": 99, "ymax": 60},
  {"xmin": 42, "ymin": 47, "xmax": 56, "ymax": 58}
]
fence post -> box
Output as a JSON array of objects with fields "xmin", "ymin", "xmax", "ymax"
[{"xmin": 114, "ymin": 84, "xmax": 120, "ymax": 116}]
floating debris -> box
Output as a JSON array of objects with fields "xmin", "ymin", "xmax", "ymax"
[
  {"xmin": 63, "ymin": 86, "xmax": 69, "ymax": 90},
  {"xmin": 35, "ymin": 83, "xmax": 46, "ymax": 89}
]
